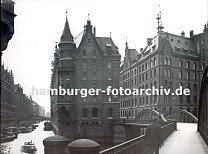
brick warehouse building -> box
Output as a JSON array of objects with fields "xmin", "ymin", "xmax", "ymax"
[
  {"xmin": 120, "ymin": 22, "xmax": 208, "ymax": 120},
  {"xmin": 50, "ymin": 16, "xmax": 121, "ymax": 143}
]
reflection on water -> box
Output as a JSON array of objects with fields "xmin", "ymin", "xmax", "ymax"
[{"xmin": 1, "ymin": 121, "xmax": 54, "ymax": 154}]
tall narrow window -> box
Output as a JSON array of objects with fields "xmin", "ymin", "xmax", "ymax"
[
  {"xmin": 179, "ymin": 71, "xmax": 182, "ymax": 79},
  {"xmin": 186, "ymin": 61, "xmax": 190, "ymax": 68},
  {"xmin": 108, "ymin": 62, "xmax": 111, "ymax": 69},
  {"xmin": 83, "ymin": 50, "xmax": 86, "ymax": 57},
  {"xmin": 92, "ymin": 108, "xmax": 98, "ymax": 117},
  {"xmin": 179, "ymin": 60, "xmax": 182, "ymax": 67},
  {"xmin": 187, "ymin": 72, "xmax": 190, "ymax": 79},
  {"xmin": 154, "ymin": 58, "xmax": 157, "ymax": 66},
  {"xmin": 193, "ymin": 62, "xmax": 196, "ymax": 70},
  {"xmin": 82, "ymin": 108, "xmax": 88, "ymax": 118},
  {"xmin": 108, "ymin": 108, "xmax": 113, "ymax": 117}
]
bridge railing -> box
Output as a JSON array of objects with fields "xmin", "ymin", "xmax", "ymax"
[{"xmin": 100, "ymin": 122, "xmax": 176, "ymax": 154}]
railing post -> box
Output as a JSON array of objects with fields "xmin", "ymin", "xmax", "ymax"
[
  {"xmin": 68, "ymin": 139, "xmax": 100, "ymax": 154},
  {"xmin": 43, "ymin": 135, "xmax": 69, "ymax": 154}
]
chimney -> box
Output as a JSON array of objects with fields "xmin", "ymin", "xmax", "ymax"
[
  {"xmin": 190, "ymin": 30, "xmax": 194, "ymax": 39},
  {"xmin": 93, "ymin": 26, "xmax": 96, "ymax": 36},
  {"xmin": 181, "ymin": 31, "xmax": 185, "ymax": 37}
]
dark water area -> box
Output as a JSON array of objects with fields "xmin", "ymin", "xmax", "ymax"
[{"xmin": 0, "ymin": 121, "xmax": 54, "ymax": 154}]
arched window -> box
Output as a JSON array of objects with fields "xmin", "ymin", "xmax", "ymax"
[
  {"xmin": 186, "ymin": 61, "xmax": 190, "ymax": 68},
  {"xmin": 108, "ymin": 62, "xmax": 111, "ymax": 69},
  {"xmin": 92, "ymin": 108, "xmax": 98, "ymax": 117},
  {"xmin": 179, "ymin": 60, "xmax": 182, "ymax": 67},
  {"xmin": 108, "ymin": 108, "xmax": 113, "ymax": 117},
  {"xmin": 165, "ymin": 57, "xmax": 168, "ymax": 65},
  {"xmin": 168, "ymin": 58, "xmax": 171, "ymax": 65},
  {"xmin": 154, "ymin": 58, "xmax": 157, "ymax": 66},
  {"xmin": 193, "ymin": 62, "xmax": 196, "ymax": 70},
  {"xmin": 82, "ymin": 108, "xmax": 88, "ymax": 118},
  {"xmin": 150, "ymin": 60, "xmax": 152, "ymax": 68}
]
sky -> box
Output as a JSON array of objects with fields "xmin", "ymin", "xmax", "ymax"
[{"xmin": 2, "ymin": 0, "xmax": 208, "ymax": 113}]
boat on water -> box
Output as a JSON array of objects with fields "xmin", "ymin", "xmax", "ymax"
[
  {"xmin": 6, "ymin": 126, "xmax": 20, "ymax": 138},
  {"xmin": 0, "ymin": 133, "xmax": 16, "ymax": 143},
  {"xmin": 19, "ymin": 126, "xmax": 33, "ymax": 133},
  {"xmin": 44, "ymin": 121, "xmax": 52, "ymax": 131},
  {"xmin": 20, "ymin": 141, "xmax": 37, "ymax": 153}
]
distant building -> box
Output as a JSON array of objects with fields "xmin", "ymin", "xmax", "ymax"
[
  {"xmin": 50, "ymin": 16, "xmax": 121, "ymax": 142},
  {"xmin": 1, "ymin": 64, "xmax": 15, "ymax": 128},
  {"xmin": 120, "ymin": 22, "xmax": 208, "ymax": 120},
  {"xmin": 45, "ymin": 112, "xmax": 51, "ymax": 118}
]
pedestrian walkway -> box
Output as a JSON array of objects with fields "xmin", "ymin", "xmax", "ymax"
[{"xmin": 160, "ymin": 123, "xmax": 208, "ymax": 154}]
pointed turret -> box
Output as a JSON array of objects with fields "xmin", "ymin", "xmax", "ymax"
[
  {"xmin": 60, "ymin": 15, "xmax": 74, "ymax": 43},
  {"xmin": 125, "ymin": 39, "xmax": 129, "ymax": 56}
]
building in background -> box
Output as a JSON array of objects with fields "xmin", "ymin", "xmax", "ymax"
[
  {"xmin": 1, "ymin": 69, "xmax": 45, "ymax": 129},
  {"xmin": 120, "ymin": 18, "xmax": 208, "ymax": 120},
  {"xmin": 50, "ymin": 16, "xmax": 121, "ymax": 142},
  {"xmin": 1, "ymin": 64, "xmax": 15, "ymax": 128}
]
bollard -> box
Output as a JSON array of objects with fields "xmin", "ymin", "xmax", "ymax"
[
  {"xmin": 43, "ymin": 135, "xmax": 69, "ymax": 154},
  {"xmin": 68, "ymin": 139, "xmax": 100, "ymax": 154}
]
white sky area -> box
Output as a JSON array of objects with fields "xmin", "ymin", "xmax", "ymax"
[{"xmin": 2, "ymin": 0, "xmax": 208, "ymax": 113}]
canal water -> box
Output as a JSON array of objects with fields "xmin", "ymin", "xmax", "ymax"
[{"xmin": 0, "ymin": 121, "xmax": 55, "ymax": 154}]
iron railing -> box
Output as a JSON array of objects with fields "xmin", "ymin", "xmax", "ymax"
[{"xmin": 100, "ymin": 122, "xmax": 176, "ymax": 154}]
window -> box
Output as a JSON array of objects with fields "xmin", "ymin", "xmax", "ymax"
[
  {"xmin": 202, "ymin": 63, "xmax": 205, "ymax": 70},
  {"xmin": 187, "ymin": 72, "xmax": 190, "ymax": 79},
  {"xmin": 92, "ymin": 108, "xmax": 98, "ymax": 117},
  {"xmin": 193, "ymin": 73, "xmax": 197, "ymax": 80},
  {"xmin": 108, "ymin": 62, "xmax": 111, "ymax": 69},
  {"xmin": 179, "ymin": 60, "xmax": 182, "ymax": 67},
  {"xmin": 179, "ymin": 71, "xmax": 182, "ymax": 79},
  {"xmin": 150, "ymin": 60, "xmax": 152, "ymax": 68},
  {"xmin": 168, "ymin": 69, "xmax": 171, "ymax": 77},
  {"xmin": 83, "ymin": 62, "xmax": 86, "ymax": 68},
  {"xmin": 88, "ymin": 38, "xmax": 91, "ymax": 45},
  {"xmin": 82, "ymin": 108, "xmax": 88, "ymax": 118},
  {"xmin": 168, "ymin": 58, "xmax": 171, "ymax": 65},
  {"xmin": 193, "ymin": 62, "xmax": 196, "ymax": 70},
  {"xmin": 93, "ymin": 50, "xmax": 96, "ymax": 57},
  {"xmin": 83, "ymin": 50, "xmax": 86, "ymax": 57},
  {"xmin": 108, "ymin": 96, "xmax": 112, "ymax": 102},
  {"xmin": 154, "ymin": 69, "xmax": 156, "ymax": 77},
  {"xmin": 93, "ymin": 72, "xmax": 96, "ymax": 80},
  {"xmin": 154, "ymin": 58, "xmax": 157, "ymax": 66},
  {"xmin": 145, "ymin": 63, "xmax": 148, "ymax": 70},
  {"xmin": 165, "ymin": 58, "xmax": 168, "ymax": 65},
  {"xmin": 108, "ymin": 108, "xmax": 113, "ymax": 117},
  {"xmin": 186, "ymin": 61, "xmax": 190, "ymax": 68}
]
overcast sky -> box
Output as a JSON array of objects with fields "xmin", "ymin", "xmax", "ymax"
[{"xmin": 2, "ymin": 0, "xmax": 208, "ymax": 113}]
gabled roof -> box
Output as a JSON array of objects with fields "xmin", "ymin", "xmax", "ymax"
[
  {"xmin": 128, "ymin": 49, "xmax": 139, "ymax": 62},
  {"xmin": 166, "ymin": 33, "xmax": 197, "ymax": 55},
  {"xmin": 96, "ymin": 37, "xmax": 119, "ymax": 54}
]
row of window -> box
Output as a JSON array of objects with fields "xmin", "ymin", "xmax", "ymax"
[
  {"xmin": 82, "ymin": 62, "xmax": 111, "ymax": 69},
  {"xmin": 82, "ymin": 108, "xmax": 113, "ymax": 118},
  {"xmin": 121, "ymin": 69, "xmax": 157, "ymax": 88},
  {"xmin": 122, "ymin": 58, "xmax": 157, "ymax": 81}
]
